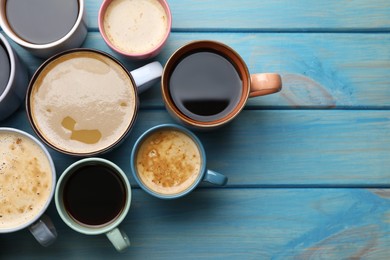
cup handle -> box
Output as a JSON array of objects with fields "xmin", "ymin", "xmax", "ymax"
[
  {"xmin": 28, "ymin": 214, "xmax": 57, "ymax": 247},
  {"xmin": 130, "ymin": 61, "xmax": 163, "ymax": 94},
  {"xmin": 203, "ymin": 170, "xmax": 228, "ymax": 186},
  {"xmin": 106, "ymin": 227, "xmax": 130, "ymax": 252},
  {"xmin": 249, "ymin": 73, "xmax": 282, "ymax": 97}
]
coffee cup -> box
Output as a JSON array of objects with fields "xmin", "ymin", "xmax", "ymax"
[
  {"xmin": 0, "ymin": 33, "xmax": 29, "ymax": 121},
  {"xmin": 26, "ymin": 48, "xmax": 163, "ymax": 157},
  {"xmin": 161, "ymin": 40, "xmax": 282, "ymax": 130},
  {"xmin": 55, "ymin": 157, "xmax": 131, "ymax": 252},
  {"xmin": 0, "ymin": 0, "xmax": 87, "ymax": 58},
  {"xmin": 130, "ymin": 124, "xmax": 228, "ymax": 199},
  {"xmin": 98, "ymin": 0, "xmax": 171, "ymax": 60},
  {"xmin": 0, "ymin": 128, "xmax": 57, "ymax": 246}
]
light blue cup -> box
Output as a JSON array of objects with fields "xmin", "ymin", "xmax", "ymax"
[{"xmin": 130, "ymin": 124, "xmax": 228, "ymax": 199}]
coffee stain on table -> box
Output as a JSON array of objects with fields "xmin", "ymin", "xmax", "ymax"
[{"xmin": 61, "ymin": 116, "xmax": 102, "ymax": 144}]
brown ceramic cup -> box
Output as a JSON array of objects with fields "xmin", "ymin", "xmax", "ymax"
[{"xmin": 161, "ymin": 40, "xmax": 282, "ymax": 130}]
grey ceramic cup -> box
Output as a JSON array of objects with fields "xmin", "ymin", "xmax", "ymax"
[
  {"xmin": 0, "ymin": 0, "xmax": 87, "ymax": 58},
  {"xmin": 0, "ymin": 33, "xmax": 29, "ymax": 121}
]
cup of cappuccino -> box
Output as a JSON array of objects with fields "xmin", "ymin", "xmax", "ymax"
[
  {"xmin": 0, "ymin": 128, "xmax": 57, "ymax": 246},
  {"xmin": 55, "ymin": 158, "xmax": 131, "ymax": 252},
  {"xmin": 161, "ymin": 40, "xmax": 282, "ymax": 130},
  {"xmin": 131, "ymin": 124, "xmax": 228, "ymax": 199},
  {"xmin": 26, "ymin": 48, "xmax": 163, "ymax": 157},
  {"xmin": 0, "ymin": 33, "xmax": 29, "ymax": 122},
  {"xmin": 98, "ymin": 0, "xmax": 172, "ymax": 60},
  {"xmin": 0, "ymin": 0, "xmax": 87, "ymax": 58}
]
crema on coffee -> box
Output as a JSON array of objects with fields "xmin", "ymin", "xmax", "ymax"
[
  {"xmin": 0, "ymin": 131, "xmax": 52, "ymax": 230},
  {"xmin": 136, "ymin": 129, "xmax": 201, "ymax": 195},
  {"xmin": 29, "ymin": 51, "xmax": 136, "ymax": 155}
]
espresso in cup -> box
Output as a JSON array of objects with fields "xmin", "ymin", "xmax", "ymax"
[
  {"xmin": 56, "ymin": 158, "xmax": 131, "ymax": 252},
  {"xmin": 169, "ymin": 51, "xmax": 242, "ymax": 122},
  {"xmin": 5, "ymin": 0, "xmax": 79, "ymax": 44},
  {"xmin": 0, "ymin": 130, "xmax": 53, "ymax": 230},
  {"xmin": 162, "ymin": 40, "xmax": 282, "ymax": 129},
  {"xmin": 27, "ymin": 49, "xmax": 138, "ymax": 156},
  {"xmin": 135, "ymin": 128, "xmax": 202, "ymax": 195},
  {"xmin": 63, "ymin": 164, "xmax": 127, "ymax": 226},
  {"xmin": 99, "ymin": 0, "xmax": 171, "ymax": 59}
]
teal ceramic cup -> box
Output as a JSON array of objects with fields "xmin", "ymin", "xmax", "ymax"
[
  {"xmin": 55, "ymin": 158, "xmax": 131, "ymax": 252},
  {"xmin": 130, "ymin": 124, "xmax": 228, "ymax": 199}
]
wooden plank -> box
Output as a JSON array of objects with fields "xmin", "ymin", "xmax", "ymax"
[
  {"xmin": 3, "ymin": 108, "xmax": 390, "ymax": 186},
  {"xmin": 1, "ymin": 188, "xmax": 390, "ymax": 259},
  {"xmin": 9, "ymin": 32, "xmax": 390, "ymax": 109},
  {"xmin": 84, "ymin": 0, "xmax": 390, "ymax": 30}
]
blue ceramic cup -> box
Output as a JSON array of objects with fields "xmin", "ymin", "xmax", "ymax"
[{"xmin": 131, "ymin": 124, "xmax": 227, "ymax": 199}]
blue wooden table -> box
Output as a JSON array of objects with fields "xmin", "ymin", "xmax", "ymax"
[{"xmin": 1, "ymin": 0, "xmax": 390, "ymax": 259}]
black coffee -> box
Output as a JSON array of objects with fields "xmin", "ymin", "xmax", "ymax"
[
  {"xmin": 0, "ymin": 43, "xmax": 10, "ymax": 95},
  {"xmin": 169, "ymin": 51, "xmax": 242, "ymax": 122},
  {"xmin": 63, "ymin": 164, "xmax": 126, "ymax": 226},
  {"xmin": 5, "ymin": 0, "xmax": 79, "ymax": 44}
]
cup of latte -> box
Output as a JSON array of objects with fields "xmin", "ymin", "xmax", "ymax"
[
  {"xmin": 98, "ymin": 0, "xmax": 172, "ymax": 60},
  {"xmin": 0, "ymin": 128, "xmax": 57, "ymax": 246},
  {"xmin": 130, "ymin": 124, "xmax": 228, "ymax": 199},
  {"xmin": 26, "ymin": 48, "xmax": 163, "ymax": 157}
]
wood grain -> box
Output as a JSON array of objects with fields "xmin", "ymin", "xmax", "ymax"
[
  {"xmin": 84, "ymin": 0, "xmax": 390, "ymax": 30},
  {"xmin": 3, "ymin": 108, "xmax": 390, "ymax": 186},
  {"xmin": 10, "ymin": 32, "xmax": 390, "ymax": 109},
  {"xmin": 1, "ymin": 189, "xmax": 389, "ymax": 259},
  {"xmin": 1, "ymin": 0, "xmax": 389, "ymax": 258}
]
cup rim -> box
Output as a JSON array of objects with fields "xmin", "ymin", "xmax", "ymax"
[
  {"xmin": 25, "ymin": 48, "xmax": 139, "ymax": 157},
  {"xmin": 0, "ymin": 127, "xmax": 56, "ymax": 233},
  {"xmin": 0, "ymin": 33, "xmax": 16, "ymax": 103},
  {"xmin": 98, "ymin": 0, "xmax": 172, "ymax": 60},
  {"xmin": 161, "ymin": 40, "xmax": 251, "ymax": 129},
  {"xmin": 55, "ymin": 157, "xmax": 132, "ymax": 235},
  {"xmin": 0, "ymin": 0, "xmax": 85, "ymax": 50},
  {"xmin": 130, "ymin": 123, "xmax": 207, "ymax": 199}
]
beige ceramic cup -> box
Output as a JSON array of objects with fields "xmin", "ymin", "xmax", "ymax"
[
  {"xmin": 0, "ymin": 0, "xmax": 87, "ymax": 58},
  {"xmin": 161, "ymin": 40, "xmax": 282, "ymax": 130},
  {"xmin": 98, "ymin": 0, "xmax": 172, "ymax": 60}
]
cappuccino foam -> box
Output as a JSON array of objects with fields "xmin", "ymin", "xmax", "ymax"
[
  {"xmin": 103, "ymin": 0, "xmax": 168, "ymax": 54},
  {"xmin": 136, "ymin": 129, "xmax": 201, "ymax": 195},
  {"xmin": 0, "ymin": 131, "xmax": 52, "ymax": 230},
  {"xmin": 29, "ymin": 51, "xmax": 136, "ymax": 154}
]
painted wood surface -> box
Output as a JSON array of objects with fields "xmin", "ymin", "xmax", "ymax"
[
  {"xmin": 1, "ymin": 0, "xmax": 390, "ymax": 259},
  {"xmin": 2, "ymin": 189, "xmax": 390, "ymax": 259},
  {"xmin": 3, "ymin": 108, "xmax": 390, "ymax": 187},
  {"xmin": 12, "ymin": 32, "xmax": 390, "ymax": 108}
]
